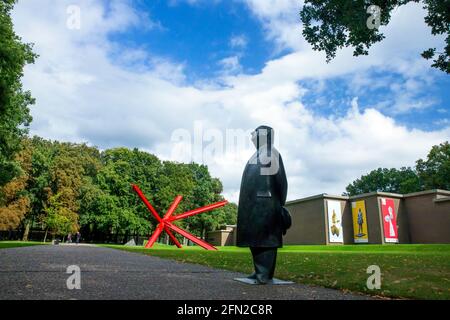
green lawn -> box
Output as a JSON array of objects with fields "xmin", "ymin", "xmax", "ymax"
[
  {"xmin": 101, "ymin": 243, "xmax": 450, "ymax": 300},
  {"xmin": 0, "ymin": 241, "xmax": 47, "ymax": 249}
]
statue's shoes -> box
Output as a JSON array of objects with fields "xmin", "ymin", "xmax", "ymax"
[
  {"xmin": 246, "ymin": 273, "xmax": 257, "ymax": 280},
  {"xmin": 246, "ymin": 273, "xmax": 270, "ymax": 284},
  {"xmin": 255, "ymin": 276, "xmax": 270, "ymax": 285}
]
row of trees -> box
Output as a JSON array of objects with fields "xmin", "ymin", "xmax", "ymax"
[
  {"xmin": 0, "ymin": 1, "xmax": 237, "ymax": 243},
  {"xmin": 0, "ymin": 137, "xmax": 237, "ymax": 242},
  {"xmin": 345, "ymin": 141, "xmax": 450, "ymax": 195}
]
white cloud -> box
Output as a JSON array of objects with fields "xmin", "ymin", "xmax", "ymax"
[
  {"xmin": 12, "ymin": 0, "xmax": 450, "ymax": 205},
  {"xmin": 242, "ymin": 0, "xmax": 305, "ymax": 52}
]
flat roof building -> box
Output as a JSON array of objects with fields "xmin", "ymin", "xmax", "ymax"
[
  {"xmin": 207, "ymin": 189, "xmax": 450, "ymax": 246},
  {"xmin": 206, "ymin": 225, "xmax": 236, "ymax": 247},
  {"xmin": 284, "ymin": 189, "xmax": 450, "ymax": 245}
]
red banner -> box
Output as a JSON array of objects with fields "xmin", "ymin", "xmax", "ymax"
[{"xmin": 380, "ymin": 198, "xmax": 398, "ymax": 243}]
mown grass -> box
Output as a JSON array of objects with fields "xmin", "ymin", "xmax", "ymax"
[
  {"xmin": 101, "ymin": 243, "xmax": 450, "ymax": 300},
  {"xmin": 0, "ymin": 241, "xmax": 47, "ymax": 249}
]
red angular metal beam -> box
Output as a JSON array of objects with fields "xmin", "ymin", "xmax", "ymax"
[
  {"xmin": 164, "ymin": 195, "xmax": 183, "ymax": 219},
  {"xmin": 132, "ymin": 184, "xmax": 162, "ymax": 223},
  {"xmin": 169, "ymin": 200, "xmax": 228, "ymax": 222},
  {"xmin": 164, "ymin": 226, "xmax": 182, "ymax": 248},
  {"xmin": 166, "ymin": 222, "xmax": 217, "ymax": 251},
  {"xmin": 145, "ymin": 223, "xmax": 164, "ymax": 248},
  {"xmin": 132, "ymin": 184, "xmax": 228, "ymax": 251}
]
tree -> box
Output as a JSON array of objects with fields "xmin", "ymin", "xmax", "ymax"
[
  {"xmin": 0, "ymin": 140, "xmax": 32, "ymax": 231},
  {"xmin": 213, "ymin": 202, "xmax": 238, "ymax": 229},
  {"xmin": 345, "ymin": 167, "xmax": 421, "ymax": 196},
  {"xmin": 345, "ymin": 141, "xmax": 450, "ymax": 195},
  {"xmin": 0, "ymin": 0, "xmax": 37, "ymax": 186},
  {"xmin": 21, "ymin": 139, "xmax": 102, "ymax": 241},
  {"xmin": 183, "ymin": 164, "xmax": 229, "ymax": 239},
  {"xmin": 42, "ymin": 193, "xmax": 78, "ymax": 241},
  {"xmin": 21, "ymin": 137, "xmax": 56, "ymax": 240},
  {"xmin": 300, "ymin": 0, "xmax": 450, "ymax": 73},
  {"xmin": 416, "ymin": 141, "xmax": 450, "ymax": 190},
  {"xmin": 44, "ymin": 142, "xmax": 101, "ymax": 238},
  {"xmin": 79, "ymin": 148, "xmax": 162, "ymax": 242}
]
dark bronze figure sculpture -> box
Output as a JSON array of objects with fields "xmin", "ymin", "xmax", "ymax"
[{"xmin": 236, "ymin": 125, "xmax": 290, "ymax": 284}]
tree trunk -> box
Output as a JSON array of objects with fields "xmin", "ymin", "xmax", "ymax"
[
  {"xmin": 201, "ymin": 222, "xmax": 205, "ymax": 240},
  {"xmin": 183, "ymin": 225, "xmax": 189, "ymax": 246},
  {"xmin": 43, "ymin": 228, "xmax": 48, "ymax": 243},
  {"xmin": 124, "ymin": 230, "xmax": 129, "ymax": 244},
  {"xmin": 22, "ymin": 221, "xmax": 31, "ymax": 241}
]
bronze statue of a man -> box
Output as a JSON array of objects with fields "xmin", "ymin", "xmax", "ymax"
[{"xmin": 236, "ymin": 125, "xmax": 289, "ymax": 284}]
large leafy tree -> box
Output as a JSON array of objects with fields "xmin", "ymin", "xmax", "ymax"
[
  {"xmin": 0, "ymin": 0, "xmax": 37, "ymax": 186},
  {"xmin": 20, "ymin": 138, "xmax": 101, "ymax": 240},
  {"xmin": 182, "ymin": 163, "xmax": 231, "ymax": 239},
  {"xmin": 345, "ymin": 141, "xmax": 450, "ymax": 195},
  {"xmin": 416, "ymin": 141, "xmax": 450, "ymax": 190},
  {"xmin": 41, "ymin": 142, "xmax": 101, "ymax": 239},
  {"xmin": 42, "ymin": 192, "xmax": 78, "ymax": 241},
  {"xmin": 21, "ymin": 137, "xmax": 55, "ymax": 240},
  {"xmin": 0, "ymin": 139, "xmax": 32, "ymax": 231},
  {"xmin": 345, "ymin": 167, "xmax": 421, "ymax": 196},
  {"xmin": 300, "ymin": 0, "xmax": 450, "ymax": 73},
  {"xmin": 79, "ymin": 148, "xmax": 162, "ymax": 242}
]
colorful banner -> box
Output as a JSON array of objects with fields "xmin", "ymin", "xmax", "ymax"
[
  {"xmin": 380, "ymin": 198, "xmax": 398, "ymax": 243},
  {"xmin": 352, "ymin": 200, "xmax": 368, "ymax": 243},
  {"xmin": 327, "ymin": 200, "xmax": 344, "ymax": 243}
]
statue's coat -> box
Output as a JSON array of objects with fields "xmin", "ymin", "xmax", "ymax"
[{"xmin": 236, "ymin": 127, "xmax": 288, "ymax": 248}]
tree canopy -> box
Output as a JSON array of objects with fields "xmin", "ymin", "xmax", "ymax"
[
  {"xmin": 0, "ymin": 137, "xmax": 237, "ymax": 243},
  {"xmin": 0, "ymin": 0, "xmax": 37, "ymax": 186},
  {"xmin": 0, "ymin": 140, "xmax": 31, "ymax": 230},
  {"xmin": 300, "ymin": 0, "xmax": 450, "ymax": 73},
  {"xmin": 345, "ymin": 167, "xmax": 421, "ymax": 196},
  {"xmin": 416, "ymin": 141, "xmax": 450, "ymax": 190},
  {"xmin": 345, "ymin": 141, "xmax": 450, "ymax": 195}
]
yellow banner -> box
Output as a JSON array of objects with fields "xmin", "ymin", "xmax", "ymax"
[{"xmin": 352, "ymin": 200, "xmax": 368, "ymax": 243}]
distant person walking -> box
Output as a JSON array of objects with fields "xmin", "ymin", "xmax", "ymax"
[
  {"xmin": 67, "ymin": 233, "xmax": 72, "ymax": 243},
  {"xmin": 75, "ymin": 231, "xmax": 81, "ymax": 244}
]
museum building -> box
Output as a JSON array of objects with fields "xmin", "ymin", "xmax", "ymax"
[{"xmin": 207, "ymin": 189, "xmax": 450, "ymax": 246}]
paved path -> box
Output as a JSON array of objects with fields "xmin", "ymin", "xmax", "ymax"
[{"xmin": 0, "ymin": 245, "xmax": 372, "ymax": 300}]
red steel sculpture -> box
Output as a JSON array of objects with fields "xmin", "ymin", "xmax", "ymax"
[{"xmin": 132, "ymin": 184, "xmax": 228, "ymax": 250}]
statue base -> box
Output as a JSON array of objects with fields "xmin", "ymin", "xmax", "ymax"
[{"xmin": 234, "ymin": 278, "xmax": 294, "ymax": 285}]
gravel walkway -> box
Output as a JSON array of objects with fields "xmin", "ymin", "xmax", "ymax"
[{"xmin": 0, "ymin": 245, "xmax": 373, "ymax": 300}]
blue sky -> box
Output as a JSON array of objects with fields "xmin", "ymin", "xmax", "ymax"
[
  {"xmin": 109, "ymin": 0, "xmax": 280, "ymax": 79},
  {"xmin": 106, "ymin": 0, "xmax": 449, "ymax": 130},
  {"xmin": 12, "ymin": 0, "xmax": 450, "ymax": 202}
]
